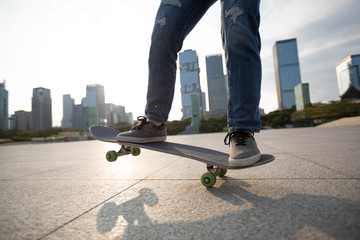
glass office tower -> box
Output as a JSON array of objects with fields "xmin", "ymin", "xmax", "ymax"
[
  {"xmin": 294, "ymin": 83, "xmax": 311, "ymax": 111},
  {"xmin": 86, "ymin": 84, "xmax": 105, "ymax": 124},
  {"xmin": 336, "ymin": 54, "xmax": 360, "ymax": 98},
  {"xmin": 32, "ymin": 87, "xmax": 52, "ymax": 130},
  {"xmin": 0, "ymin": 80, "xmax": 8, "ymax": 130},
  {"xmin": 205, "ymin": 54, "xmax": 227, "ymax": 117},
  {"xmin": 61, "ymin": 94, "xmax": 74, "ymax": 128},
  {"xmin": 179, "ymin": 50, "xmax": 206, "ymax": 120},
  {"xmin": 273, "ymin": 38, "xmax": 302, "ymax": 110}
]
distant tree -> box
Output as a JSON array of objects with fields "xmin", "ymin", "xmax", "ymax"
[
  {"xmin": 0, "ymin": 127, "xmax": 84, "ymax": 142},
  {"xmin": 166, "ymin": 118, "xmax": 192, "ymax": 135},
  {"xmin": 291, "ymin": 100, "xmax": 360, "ymax": 124},
  {"xmin": 261, "ymin": 107, "xmax": 295, "ymax": 128},
  {"xmin": 113, "ymin": 122, "xmax": 133, "ymax": 132},
  {"xmin": 199, "ymin": 115, "xmax": 227, "ymax": 133}
]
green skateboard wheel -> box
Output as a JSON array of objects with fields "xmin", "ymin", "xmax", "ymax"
[
  {"xmin": 132, "ymin": 147, "xmax": 141, "ymax": 156},
  {"xmin": 106, "ymin": 150, "xmax": 117, "ymax": 162},
  {"xmin": 201, "ymin": 172, "xmax": 216, "ymax": 188},
  {"xmin": 218, "ymin": 168, "xmax": 227, "ymax": 177}
]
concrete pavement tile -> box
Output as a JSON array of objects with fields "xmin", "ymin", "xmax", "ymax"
[
  {"xmin": 17, "ymin": 154, "xmax": 178, "ymax": 181},
  {"xmin": 0, "ymin": 141, "xmax": 112, "ymax": 180},
  {"xmin": 258, "ymin": 127, "xmax": 360, "ymax": 178},
  {"xmin": 0, "ymin": 179, "xmax": 138, "ymax": 240},
  {"xmin": 43, "ymin": 179, "xmax": 360, "ymax": 240},
  {"xmin": 226, "ymin": 153, "xmax": 349, "ymax": 179},
  {"xmin": 145, "ymin": 152, "xmax": 347, "ymax": 180},
  {"xmin": 276, "ymin": 142, "xmax": 360, "ymax": 178},
  {"xmin": 1, "ymin": 141, "xmax": 178, "ymax": 181}
]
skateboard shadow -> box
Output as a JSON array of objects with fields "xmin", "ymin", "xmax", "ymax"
[{"xmin": 97, "ymin": 184, "xmax": 360, "ymax": 239}]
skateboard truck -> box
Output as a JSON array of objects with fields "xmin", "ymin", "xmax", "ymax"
[{"xmin": 105, "ymin": 145, "xmax": 141, "ymax": 162}]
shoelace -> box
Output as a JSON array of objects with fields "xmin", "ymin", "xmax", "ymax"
[
  {"xmin": 131, "ymin": 116, "xmax": 149, "ymax": 130},
  {"xmin": 224, "ymin": 131, "xmax": 253, "ymax": 146}
]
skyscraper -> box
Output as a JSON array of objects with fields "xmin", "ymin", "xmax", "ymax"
[
  {"xmin": 0, "ymin": 80, "xmax": 8, "ymax": 130},
  {"xmin": 205, "ymin": 54, "xmax": 227, "ymax": 117},
  {"xmin": 179, "ymin": 95, "xmax": 201, "ymax": 134},
  {"xmin": 61, "ymin": 94, "xmax": 74, "ymax": 128},
  {"xmin": 82, "ymin": 106, "xmax": 98, "ymax": 132},
  {"xmin": 84, "ymin": 84, "xmax": 106, "ymax": 124},
  {"xmin": 105, "ymin": 103, "xmax": 127, "ymax": 126},
  {"xmin": 294, "ymin": 83, "xmax": 311, "ymax": 111},
  {"xmin": 72, "ymin": 104, "xmax": 83, "ymax": 129},
  {"xmin": 273, "ymin": 38, "xmax": 302, "ymax": 110},
  {"xmin": 336, "ymin": 54, "xmax": 360, "ymax": 99},
  {"xmin": 11, "ymin": 110, "xmax": 32, "ymax": 131},
  {"xmin": 126, "ymin": 112, "xmax": 134, "ymax": 124},
  {"xmin": 32, "ymin": 87, "xmax": 52, "ymax": 130},
  {"xmin": 81, "ymin": 84, "xmax": 106, "ymax": 131},
  {"xmin": 179, "ymin": 50, "xmax": 206, "ymax": 120}
]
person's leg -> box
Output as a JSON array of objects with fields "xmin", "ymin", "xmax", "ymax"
[
  {"xmin": 221, "ymin": 0, "xmax": 262, "ymax": 166},
  {"xmin": 117, "ymin": 0, "xmax": 217, "ymax": 143},
  {"xmin": 221, "ymin": 0, "xmax": 261, "ymax": 132},
  {"xmin": 146, "ymin": 0, "xmax": 217, "ymax": 124}
]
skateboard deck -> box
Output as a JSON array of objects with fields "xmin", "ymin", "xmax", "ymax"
[{"xmin": 90, "ymin": 125, "xmax": 275, "ymax": 187}]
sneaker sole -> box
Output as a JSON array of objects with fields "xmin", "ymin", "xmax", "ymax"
[
  {"xmin": 116, "ymin": 135, "xmax": 166, "ymax": 144},
  {"xmin": 229, "ymin": 153, "xmax": 262, "ymax": 167}
]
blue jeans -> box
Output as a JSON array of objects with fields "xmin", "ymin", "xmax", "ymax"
[{"xmin": 145, "ymin": 0, "xmax": 262, "ymax": 133}]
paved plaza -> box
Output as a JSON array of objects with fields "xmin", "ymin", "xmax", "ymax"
[{"xmin": 0, "ymin": 125, "xmax": 359, "ymax": 239}]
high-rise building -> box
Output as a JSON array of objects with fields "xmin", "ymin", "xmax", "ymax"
[
  {"xmin": 294, "ymin": 83, "xmax": 311, "ymax": 111},
  {"xmin": 105, "ymin": 103, "xmax": 116, "ymax": 127},
  {"xmin": 82, "ymin": 107, "xmax": 99, "ymax": 132},
  {"xmin": 105, "ymin": 103, "xmax": 127, "ymax": 126},
  {"xmin": 126, "ymin": 112, "xmax": 134, "ymax": 124},
  {"xmin": 72, "ymin": 104, "xmax": 83, "ymax": 129},
  {"xmin": 32, "ymin": 87, "xmax": 52, "ymax": 130},
  {"xmin": 0, "ymin": 80, "xmax": 8, "ymax": 130},
  {"xmin": 179, "ymin": 50, "xmax": 206, "ymax": 120},
  {"xmin": 336, "ymin": 54, "xmax": 360, "ymax": 99},
  {"xmin": 61, "ymin": 94, "xmax": 74, "ymax": 128},
  {"xmin": 258, "ymin": 108, "xmax": 265, "ymax": 116},
  {"xmin": 179, "ymin": 95, "xmax": 201, "ymax": 134},
  {"xmin": 11, "ymin": 110, "xmax": 32, "ymax": 130},
  {"xmin": 205, "ymin": 54, "xmax": 227, "ymax": 117},
  {"xmin": 273, "ymin": 38, "xmax": 302, "ymax": 110},
  {"xmin": 86, "ymin": 84, "xmax": 105, "ymax": 124},
  {"xmin": 81, "ymin": 84, "xmax": 105, "ymax": 131}
]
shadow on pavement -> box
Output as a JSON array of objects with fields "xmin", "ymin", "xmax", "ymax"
[
  {"xmin": 97, "ymin": 188, "xmax": 158, "ymax": 233},
  {"xmin": 97, "ymin": 183, "xmax": 360, "ymax": 239}
]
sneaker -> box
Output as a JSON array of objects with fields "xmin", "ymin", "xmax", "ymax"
[
  {"xmin": 116, "ymin": 116, "xmax": 167, "ymax": 143},
  {"xmin": 224, "ymin": 130, "xmax": 261, "ymax": 167}
]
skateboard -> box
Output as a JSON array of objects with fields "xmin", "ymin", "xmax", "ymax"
[{"xmin": 90, "ymin": 125, "xmax": 275, "ymax": 188}]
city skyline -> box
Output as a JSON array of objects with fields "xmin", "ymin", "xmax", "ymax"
[
  {"xmin": 5, "ymin": 83, "xmax": 133, "ymax": 131},
  {"xmin": 1, "ymin": 0, "xmax": 359, "ymax": 126}
]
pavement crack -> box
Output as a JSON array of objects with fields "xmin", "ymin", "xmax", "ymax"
[
  {"xmin": 37, "ymin": 160, "xmax": 178, "ymax": 239},
  {"xmin": 267, "ymin": 145, "xmax": 359, "ymax": 180},
  {"xmin": 37, "ymin": 180, "xmax": 144, "ymax": 240}
]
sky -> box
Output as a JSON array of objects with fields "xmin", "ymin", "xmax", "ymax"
[{"xmin": 0, "ymin": 0, "xmax": 359, "ymax": 126}]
